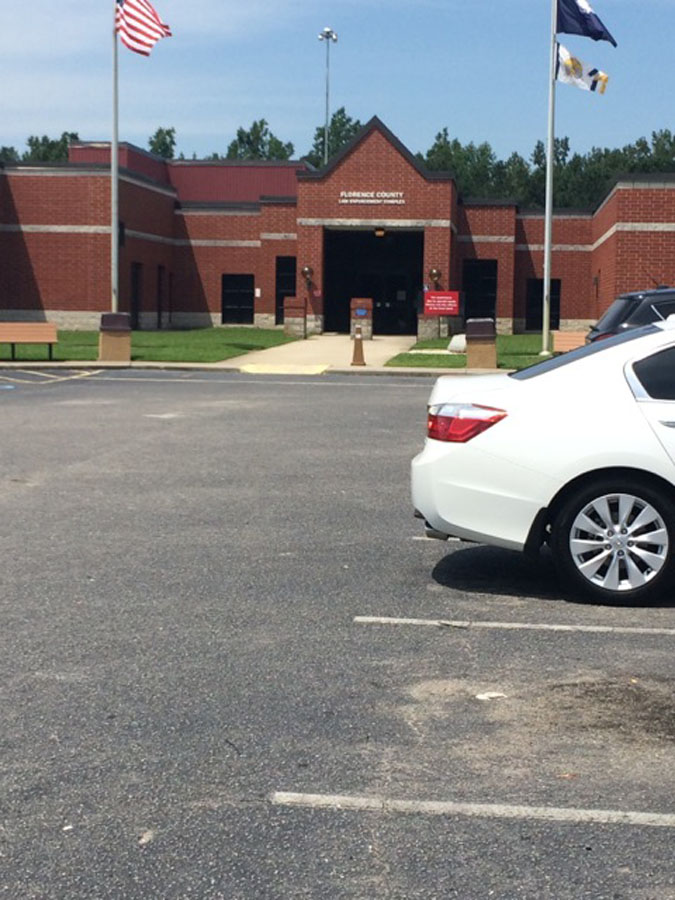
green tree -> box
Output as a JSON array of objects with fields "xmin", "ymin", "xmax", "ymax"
[
  {"xmin": 0, "ymin": 146, "xmax": 20, "ymax": 162},
  {"xmin": 491, "ymin": 152, "xmax": 531, "ymax": 202},
  {"xmin": 226, "ymin": 119, "xmax": 294, "ymax": 160},
  {"xmin": 148, "ymin": 126, "xmax": 176, "ymax": 159},
  {"xmin": 648, "ymin": 129, "xmax": 675, "ymax": 171},
  {"xmin": 423, "ymin": 128, "xmax": 498, "ymax": 198},
  {"xmin": 304, "ymin": 107, "xmax": 362, "ymax": 167},
  {"xmin": 23, "ymin": 132, "xmax": 79, "ymax": 162}
]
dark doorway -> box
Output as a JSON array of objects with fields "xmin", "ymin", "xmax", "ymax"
[
  {"xmin": 462, "ymin": 259, "xmax": 497, "ymax": 320},
  {"xmin": 526, "ymin": 278, "xmax": 561, "ymax": 330},
  {"xmin": 275, "ymin": 256, "xmax": 296, "ymax": 325},
  {"xmin": 130, "ymin": 262, "xmax": 143, "ymax": 330},
  {"xmin": 324, "ymin": 230, "xmax": 423, "ymax": 334},
  {"xmin": 222, "ymin": 274, "xmax": 254, "ymax": 324}
]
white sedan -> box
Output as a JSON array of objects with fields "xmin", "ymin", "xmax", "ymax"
[{"xmin": 411, "ymin": 319, "xmax": 675, "ymax": 604}]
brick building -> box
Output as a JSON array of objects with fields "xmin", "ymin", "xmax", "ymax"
[{"xmin": 2, "ymin": 116, "xmax": 675, "ymax": 335}]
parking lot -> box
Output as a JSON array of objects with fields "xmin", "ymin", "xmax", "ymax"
[{"xmin": 2, "ymin": 369, "xmax": 675, "ymax": 899}]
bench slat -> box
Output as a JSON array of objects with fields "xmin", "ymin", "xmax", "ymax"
[
  {"xmin": 0, "ymin": 323, "xmax": 58, "ymax": 343},
  {"xmin": 552, "ymin": 331, "xmax": 587, "ymax": 353}
]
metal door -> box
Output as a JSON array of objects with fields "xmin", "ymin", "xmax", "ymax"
[{"xmin": 222, "ymin": 274, "xmax": 254, "ymax": 324}]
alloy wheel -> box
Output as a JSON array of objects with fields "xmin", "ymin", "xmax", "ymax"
[{"xmin": 569, "ymin": 492, "xmax": 669, "ymax": 592}]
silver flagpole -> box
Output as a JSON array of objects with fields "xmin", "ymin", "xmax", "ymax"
[
  {"xmin": 111, "ymin": 0, "xmax": 119, "ymax": 313},
  {"xmin": 542, "ymin": 0, "xmax": 558, "ymax": 354}
]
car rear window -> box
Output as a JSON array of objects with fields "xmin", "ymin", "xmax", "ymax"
[
  {"xmin": 593, "ymin": 296, "xmax": 641, "ymax": 332},
  {"xmin": 632, "ymin": 346, "xmax": 675, "ymax": 400},
  {"xmin": 510, "ymin": 325, "xmax": 659, "ymax": 381}
]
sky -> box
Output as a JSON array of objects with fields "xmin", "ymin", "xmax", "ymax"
[{"xmin": 2, "ymin": 0, "xmax": 673, "ymax": 164}]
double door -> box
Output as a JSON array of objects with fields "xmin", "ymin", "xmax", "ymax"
[{"xmin": 357, "ymin": 272, "xmax": 416, "ymax": 335}]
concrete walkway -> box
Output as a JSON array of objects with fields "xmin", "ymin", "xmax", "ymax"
[{"xmin": 218, "ymin": 333, "xmax": 415, "ymax": 375}]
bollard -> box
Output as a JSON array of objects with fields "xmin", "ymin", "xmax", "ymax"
[{"xmin": 351, "ymin": 324, "xmax": 366, "ymax": 366}]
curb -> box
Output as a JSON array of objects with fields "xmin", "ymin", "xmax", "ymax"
[{"xmin": 0, "ymin": 360, "xmax": 507, "ymax": 377}]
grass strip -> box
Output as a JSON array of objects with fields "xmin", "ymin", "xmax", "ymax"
[{"xmin": 0, "ymin": 327, "xmax": 297, "ymax": 363}]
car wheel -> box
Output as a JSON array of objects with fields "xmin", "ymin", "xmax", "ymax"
[{"xmin": 551, "ymin": 478, "xmax": 675, "ymax": 604}]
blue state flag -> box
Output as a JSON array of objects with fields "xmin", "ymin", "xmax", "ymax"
[{"xmin": 557, "ymin": 0, "xmax": 617, "ymax": 47}]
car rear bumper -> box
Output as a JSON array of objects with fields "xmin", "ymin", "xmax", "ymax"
[{"xmin": 411, "ymin": 440, "xmax": 549, "ymax": 552}]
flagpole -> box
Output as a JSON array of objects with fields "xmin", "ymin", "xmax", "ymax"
[
  {"xmin": 111, "ymin": 0, "xmax": 119, "ymax": 313},
  {"xmin": 542, "ymin": 0, "xmax": 558, "ymax": 355}
]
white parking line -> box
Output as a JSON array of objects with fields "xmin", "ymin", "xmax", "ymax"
[
  {"xmin": 271, "ymin": 791, "xmax": 675, "ymax": 828},
  {"xmin": 86, "ymin": 375, "xmax": 426, "ymax": 387},
  {"xmin": 354, "ymin": 616, "xmax": 675, "ymax": 637}
]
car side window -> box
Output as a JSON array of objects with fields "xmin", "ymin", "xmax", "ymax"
[{"xmin": 632, "ymin": 346, "xmax": 675, "ymax": 400}]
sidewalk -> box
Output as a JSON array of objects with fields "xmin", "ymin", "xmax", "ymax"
[
  {"xmin": 0, "ymin": 334, "xmax": 503, "ymax": 376},
  {"xmin": 219, "ymin": 333, "xmax": 415, "ymax": 375}
]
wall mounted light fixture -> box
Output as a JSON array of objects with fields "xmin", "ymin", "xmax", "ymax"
[
  {"xmin": 428, "ymin": 267, "xmax": 442, "ymax": 288},
  {"xmin": 301, "ymin": 265, "xmax": 314, "ymax": 288},
  {"xmin": 374, "ymin": 228, "xmax": 386, "ymax": 238}
]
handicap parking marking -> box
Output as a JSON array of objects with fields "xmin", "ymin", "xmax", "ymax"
[
  {"xmin": 0, "ymin": 369, "xmax": 103, "ymax": 385},
  {"xmin": 353, "ymin": 615, "xmax": 675, "ymax": 637},
  {"xmin": 271, "ymin": 791, "xmax": 675, "ymax": 829}
]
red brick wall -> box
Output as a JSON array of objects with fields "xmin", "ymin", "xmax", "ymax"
[
  {"xmin": 0, "ymin": 172, "xmax": 111, "ymax": 313},
  {"xmin": 515, "ymin": 213, "xmax": 593, "ymax": 323},
  {"xmin": 5, "ymin": 141, "xmax": 675, "ymax": 331},
  {"xmin": 458, "ymin": 205, "xmax": 516, "ymax": 320},
  {"xmin": 614, "ymin": 186, "xmax": 675, "ymax": 297}
]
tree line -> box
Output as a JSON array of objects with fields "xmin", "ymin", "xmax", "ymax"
[{"xmin": 3, "ymin": 113, "xmax": 675, "ymax": 210}]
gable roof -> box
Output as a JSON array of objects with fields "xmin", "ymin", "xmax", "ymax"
[{"xmin": 297, "ymin": 116, "xmax": 455, "ymax": 184}]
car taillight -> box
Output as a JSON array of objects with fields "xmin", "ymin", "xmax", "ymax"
[{"xmin": 427, "ymin": 403, "xmax": 507, "ymax": 442}]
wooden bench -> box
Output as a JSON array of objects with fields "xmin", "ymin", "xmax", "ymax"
[
  {"xmin": 552, "ymin": 330, "xmax": 587, "ymax": 353},
  {"xmin": 0, "ymin": 322, "xmax": 58, "ymax": 360}
]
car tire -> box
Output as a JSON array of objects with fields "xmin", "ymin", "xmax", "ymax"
[{"xmin": 551, "ymin": 477, "xmax": 675, "ymax": 604}]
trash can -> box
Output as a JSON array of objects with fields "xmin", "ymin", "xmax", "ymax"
[
  {"xmin": 98, "ymin": 312, "xmax": 131, "ymax": 363},
  {"xmin": 466, "ymin": 317, "xmax": 496, "ymax": 369}
]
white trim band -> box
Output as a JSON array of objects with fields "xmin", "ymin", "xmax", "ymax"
[
  {"xmin": 125, "ymin": 230, "xmax": 261, "ymax": 248},
  {"xmin": 176, "ymin": 209, "xmax": 260, "ymax": 218},
  {"xmin": 0, "ymin": 224, "xmax": 109, "ymax": 234},
  {"xmin": 175, "ymin": 239, "xmax": 261, "ymax": 248},
  {"xmin": 516, "ymin": 243, "xmax": 591, "ymax": 252},
  {"xmin": 297, "ymin": 218, "xmax": 452, "ymax": 229},
  {"xmin": 261, "ymin": 232, "xmax": 298, "ymax": 240},
  {"xmin": 458, "ymin": 235, "xmax": 514, "ymax": 244}
]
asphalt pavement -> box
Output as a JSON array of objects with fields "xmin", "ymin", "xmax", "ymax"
[{"xmin": 1, "ymin": 368, "xmax": 674, "ymax": 899}]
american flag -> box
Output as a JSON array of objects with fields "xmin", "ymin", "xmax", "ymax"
[{"xmin": 115, "ymin": 0, "xmax": 172, "ymax": 57}]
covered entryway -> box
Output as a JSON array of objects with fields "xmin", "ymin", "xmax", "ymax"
[{"xmin": 323, "ymin": 230, "xmax": 423, "ymax": 334}]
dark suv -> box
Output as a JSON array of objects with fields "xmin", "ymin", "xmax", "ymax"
[{"xmin": 588, "ymin": 287, "xmax": 675, "ymax": 342}]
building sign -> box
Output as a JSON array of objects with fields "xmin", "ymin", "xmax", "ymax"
[
  {"xmin": 338, "ymin": 191, "xmax": 406, "ymax": 206},
  {"xmin": 424, "ymin": 290, "xmax": 460, "ymax": 316}
]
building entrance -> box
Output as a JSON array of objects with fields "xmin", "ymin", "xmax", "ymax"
[{"xmin": 323, "ymin": 230, "xmax": 423, "ymax": 334}]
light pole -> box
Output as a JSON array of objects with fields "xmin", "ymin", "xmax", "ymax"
[{"xmin": 318, "ymin": 26, "xmax": 337, "ymax": 166}]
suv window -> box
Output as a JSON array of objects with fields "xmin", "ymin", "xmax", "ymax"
[
  {"xmin": 631, "ymin": 298, "xmax": 675, "ymax": 326},
  {"xmin": 632, "ymin": 346, "xmax": 675, "ymax": 400},
  {"xmin": 594, "ymin": 296, "xmax": 640, "ymax": 332}
]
